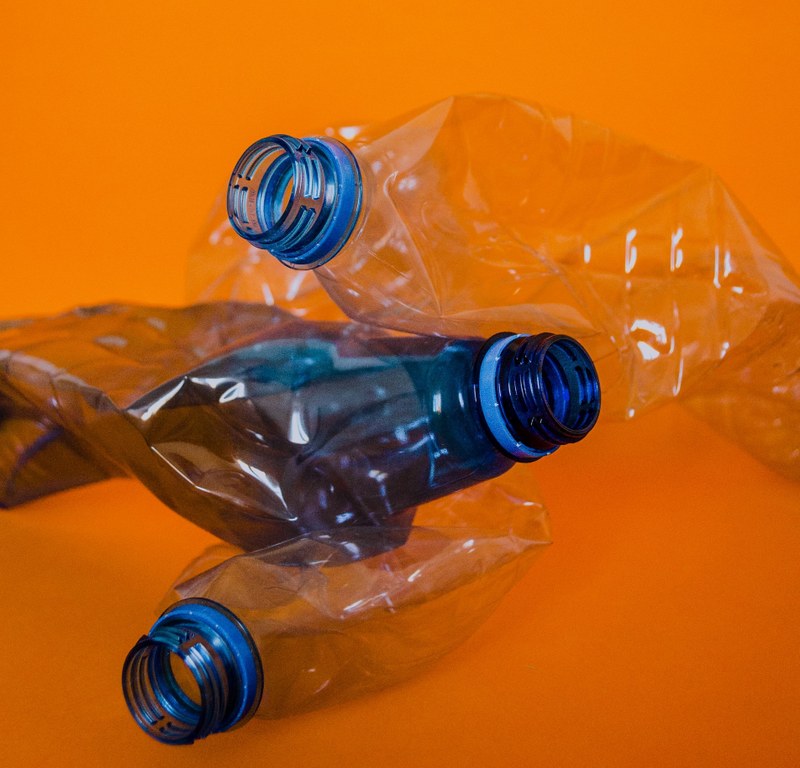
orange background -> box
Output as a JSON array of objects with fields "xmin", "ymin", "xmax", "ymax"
[{"xmin": 1, "ymin": 2, "xmax": 799, "ymax": 766}]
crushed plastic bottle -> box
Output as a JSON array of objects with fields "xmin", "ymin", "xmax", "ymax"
[
  {"xmin": 0, "ymin": 301, "xmax": 599, "ymax": 551},
  {"xmin": 216, "ymin": 94, "xmax": 800, "ymax": 479},
  {"xmin": 124, "ymin": 481, "xmax": 550, "ymax": 745}
]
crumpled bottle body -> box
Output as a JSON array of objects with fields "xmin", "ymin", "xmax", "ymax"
[
  {"xmin": 200, "ymin": 93, "xmax": 800, "ymax": 479},
  {"xmin": 157, "ymin": 464, "xmax": 550, "ymax": 724},
  {"xmin": 0, "ymin": 301, "xmax": 532, "ymax": 551}
]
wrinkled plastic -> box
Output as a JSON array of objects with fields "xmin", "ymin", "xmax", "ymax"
[
  {"xmin": 195, "ymin": 93, "xmax": 800, "ymax": 480},
  {"xmin": 0, "ymin": 302, "xmax": 588, "ymax": 552},
  {"xmin": 0, "ymin": 302, "xmax": 589, "ymax": 739},
  {"xmin": 0, "ymin": 304, "xmax": 280, "ymax": 508},
  {"xmin": 0, "ymin": 306, "xmax": 564, "ymax": 741},
  {"xmin": 159, "ymin": 466, "xmax": 549, "ymax": 721}
]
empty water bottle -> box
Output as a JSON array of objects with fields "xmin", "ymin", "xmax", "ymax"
[
  {"xmin": 225, "ymin": 94, "xmax": 800, "ymax": 482},
  {"xmin": 0, "ymin": 301, "xmax": 599, "ymax": 552},
  {"xmin": 123, "ymin": 519, "xmax": 544, "ymax": 744}
]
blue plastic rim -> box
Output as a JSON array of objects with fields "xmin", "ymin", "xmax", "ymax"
[
  {"xmin": 227, "ymin": 134, "xmax": 363, "ymax": 269},
  {"xmin": 478, "ymin": 334, "xmax": 551, "ymax": 460},
  {"xmin": 122, "ymin": 598, "xmax": 263, "ymax": 745},
  {"xmin": 477, "ymin": 333, "xmax": 601, "ymax": 461}
]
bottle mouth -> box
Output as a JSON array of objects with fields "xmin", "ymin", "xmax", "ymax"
[
  {"xmin": 477, "ymin": 333, "xmax": 601, "ymax": 461},
  {"xmin": 122, "ymin": 599, "xmax": 263, "ymax": 745},
  {"xmin": 227, "ymin": 134, "xmax": 362, "ymax": 269}
]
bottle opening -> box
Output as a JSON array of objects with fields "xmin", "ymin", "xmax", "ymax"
[
  {"xmin": 227, "ymin": 134, "xmax": 362, "ymax": 269},
  {"xmin": 539, "ymin": 337, "xmax": 600, "ymax": 435},
  {"xmin": 477, "ymin": 333, "xmax": 600, "ymax": 460},
  {"xmin": 122, "ymin": 599, "xmax": 263, "ymax": 745}
]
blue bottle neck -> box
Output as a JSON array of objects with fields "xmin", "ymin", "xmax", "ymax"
[
  {"xmin": 475, "ymin": 333, "xmax": 601, "ymax": 461},
  {"xmin": 227, "ymin": 134, "xmax": 362, "ymax": 269},
  {"xmin": 122, "ymin": 599, "xmax": 263, "ymax": 745}
]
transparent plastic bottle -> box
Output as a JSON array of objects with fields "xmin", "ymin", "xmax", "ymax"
[
  {"xmin": 0, "ymin": 302, "xmax": 599, "ymax": 551},
  {"xmin": 123, "ymin": 520, "xmax": 543, "ymax": 745},
  {"xmin": 224, "ymin": 94, "xmax": 800, "ymax": 460}
]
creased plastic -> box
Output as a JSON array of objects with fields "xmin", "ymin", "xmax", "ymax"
[
  {"xmin": 0, "ymin": 301, "xmax": 554, "ymax": 731},
  {"xmin": 164, "ymin": 465, "xmax": 549, "ymax": 719},
  {"xmin": 0, "ymin": 303, "xmax": 301, "ymax": 529},
  {"xmin": 196, "ymin": 93, "xmax": 800, "ymax": 480},
  {"xmin": 0, "ymin": 302, "xmax": 560, "ymax": 552},
  {"xmin": 140, "ymin": 92, "xmax": 799, "ymax": 734}
]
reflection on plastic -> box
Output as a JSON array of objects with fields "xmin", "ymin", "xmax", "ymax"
[
  {"xmin": 124, "ymin": 470, "xmax": 550, "ymax": 744},
  {"xmin": 206, "ymin": 94, "xmax": 800, "ymax": 479},
  {"xmin": 0, "ymin": 302, "xmax": 598, "ymax": 551}
]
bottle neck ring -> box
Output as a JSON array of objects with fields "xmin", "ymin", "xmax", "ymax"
[
  {"xmin": 122, "ymin": 599, "xmax": 263, "ymax": 745},
  {"xmin": 227, "ymin": 134, "xmax": 362, "ymax": 269},
  {"xmin": 476, "ymin": 333, "xmax": 601, "ymax": 461}
]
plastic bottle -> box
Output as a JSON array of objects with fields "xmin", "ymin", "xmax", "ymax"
[
  {"xmin": 123, "ymin": 519, "xmax": 542, "ymax": 745},
  {"xmin": 224, "ymin": 93, "xmax": 800, "ymax": 449},
  {"xmin": 0, "ymin": 301, "xmax": 599, "ymax": 551}
]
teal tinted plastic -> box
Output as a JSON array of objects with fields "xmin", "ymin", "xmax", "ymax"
[{"xmin": 0, "ymin": 302, "xmax": 597, "ymax": 552}]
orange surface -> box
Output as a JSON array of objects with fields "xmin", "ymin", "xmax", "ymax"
[{"xmin": 1, "ymin": 2, "xmax": 799, "ymax": 766}]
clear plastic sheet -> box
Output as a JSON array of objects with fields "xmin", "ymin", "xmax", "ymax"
[{"xmin": 197, "ymin": 93, "xmax": 800, "ymax": 480}]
